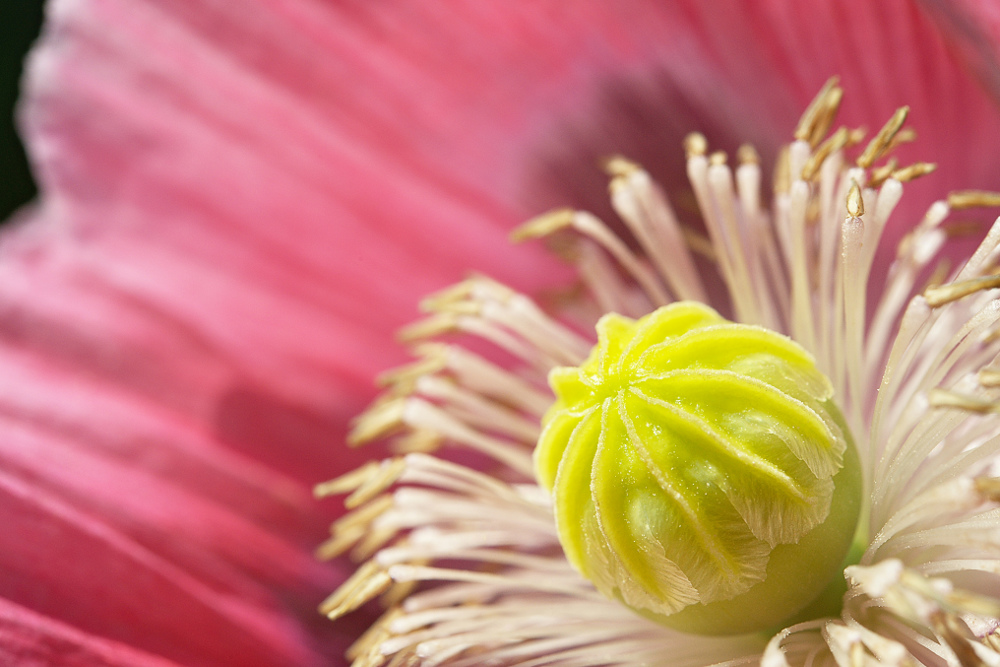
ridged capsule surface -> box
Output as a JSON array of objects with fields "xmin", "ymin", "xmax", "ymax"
[{"xmin": 536, "ymin": 302, "xmax": 860, "ymax": 634}]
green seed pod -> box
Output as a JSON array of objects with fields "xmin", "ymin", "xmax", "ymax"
[{"xmin": 535, "ymin": 302, "xmax": 862, "ymax": 635}]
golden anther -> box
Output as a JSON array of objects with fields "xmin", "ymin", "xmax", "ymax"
[
  {"xmin": 397, "ymin": 313, "xmax": 459, "ymax": 343},
  {"xmin": 737, "ymin": 144, "xmax": 760, "ymax": 165},
  {"xmin": 351, "ymin": 525, "xmax": 399, "ymax": 562},
  {"xmin": 980, "ymin": 369, "xmax": 1000, "ymax": 387},
  {"xmin": 947, "ymin": 190, "xmax": 1000, "ymax": 210},
  {"xmin": 885, "ymin": 126, "xmax": 917, "ymax": 153},
  {"xmin": 847, "ymin": 180, "xmax": 865, "ymax": 218},
  {"xmin": 509, "ymin": 207, "xmax": 575, "ymax": 242},
  {"xmin": 428, "ymin": 301, "xmax": 480, "ymax": 317},
  {"xmin": 319, "ymin": 561, "xmax": 393, "ymax": 619},
  {"xmin": 795, "ymin": 76, "xmax": 840, "ymax": 143},
  {"xmin": 347, "ymin": 609, "xmax": 401, "ymax": 663},
  {"xmin": 808, "ymin": 85, "xmax": 844, "ymax": 147},
  {"xmin": 316, "ymin": 525, "xmax": 367, "ymax": 560},
  {"xmin": 924, "ymin": 274, "xmax": 1000, "ymax": 308},
  {"xmin": 974, "ymin": 477, "xmax": 1000, "ymax": 503},
  {"xmin": 420, "ymin": 280, "xmax": 475, "ymax": 312},
  {"xmin": 333, "ymin": 495, "xmax": 395, "ymax": 537},
  {"xmin": 868, "ymin": 158, "xmax": 899, "ymax": 189},
  {"xmin": 419, "ymin": 275, "xmax": 513, "ymax": 314},
  {"xmin": 773, "ymin": 145, "xmax": 791, "ymax": 195},
  {"xmin": 601, "ymin": 155, "xmax": 642, "ymax": 177},
  {"xmin": 857, "ymin": 106, "xmax": 909, "ymax": 168},
  {"xmin": 928, "ymin": 388, "xmax": 1000, "ymax": 414},
  {"xmin": 348, "ymin": 397, "xmax": 408, "ymax": 445},
  {"xmin": 944, "ymin": 221, "xmax": 986, "ymax": 239},
  {"xmin": 380, "ymin": 579, "xmax": 419, "ymax": 610},
  {"xmin": 892, "ymin": 162, "xmax": 937, "ymax": 183},
  {"xmin": 684, "ymin": 132, "xmax": 708, "ymax": 158},
  {"xmin": 682, "ymin": 228, "xmax": 718, "ymax": 261},
  {"xmin": 847, "ymin": 127, "xmax": 867, "ymax": 147},
  {"xmin": 377, "ymin": 355, "xmax": 447, "ymax": 390},
  {"xmin": 801, "ymin": 126, "xmax": 850, "ymax": 181},
  {"xmin": 392, "ymin": 429, "xmax": 444, "ymax": 454},
  {"xmin": 930, "ymin": 611, "xmax": 982, "ymax": 667},
  {"xmin": 315, "ymin": 460, "xmax": 383, "ymax": 498},
  {"xmin": 922, "ymin": 259, "xmax": 952, "ymax": 292},
  {"xmin": 346, "ymin": 457, "xmax": 407, "ymax": 509},
  {"xmin": 708, "ymin": 150, "xmax": 728, "ymax": 166}
]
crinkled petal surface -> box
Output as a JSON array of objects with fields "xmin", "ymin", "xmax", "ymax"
[{"xmin": 7, "ymin": 0, "xmax": 1000, "ymax": 665}]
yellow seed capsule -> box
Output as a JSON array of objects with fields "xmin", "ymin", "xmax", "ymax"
[{"xmin": 535, "ymin": 302, "xmax": 862, "ymax": 635}]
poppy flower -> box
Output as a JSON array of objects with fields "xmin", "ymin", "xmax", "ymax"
[{"xmin": 6, "ymin": 1, "xmax": 1000, "ymax": 666}]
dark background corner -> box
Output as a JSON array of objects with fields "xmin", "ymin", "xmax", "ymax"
[{"xmin": 1, "ymin": 1, "xmax": 46, "ymax": 221}]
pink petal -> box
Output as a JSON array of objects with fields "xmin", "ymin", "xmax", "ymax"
[
  {"xmin": 0, "ymin": 598, "xmax": 183, "ymax": 667},
  {"xmin": 0, "ymin": 467, "xmax": 330, "ymax": 665},
  {"xmin": 8, "ymin": 0, "xmax": 1000, "ymax": 665},
  {"xmin": 16, "ymin": 0, "xmax": 1000, "ymax": 477},
  {"xmin": 919, "ymin": 0, "xmax": 1000, "ymax": 106}
]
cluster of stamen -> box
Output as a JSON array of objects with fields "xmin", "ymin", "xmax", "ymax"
[{"xmin": 319, "ymin": 78, "xmax": 1000, "ymax": 666}]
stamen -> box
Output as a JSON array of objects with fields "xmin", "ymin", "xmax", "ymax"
[
  {"xmin": 929, "ymin": 612, "xmax": 985, "ymax": 667},
  {"xmin": 789, "ymin": 180, "xmax": 817, "ymax": 350},
  {"xmin": 607, "ymin": 159, "xmax": 708, "ymax": 302},
  {"xmin": 979, "ymin": 369, "xmax": 1000, "ymax": 387},
  {"xmin": 334, "ymin": 495, "xmax": 395, "ymax": 537},
  {"xmin": 378, "ymin": 354, "xmax": 447, "ymax": 390},
  {"xmin": 892, "ymin": 162, "xmax": 937, "ymax": 183},
  {"xmin": 868, "ymin": 158, "xmax": 898, "ymax": 189},
  {"xmin": 737, "ymin": 144, "xmax": 760, "ymax": 165},
  {"xmin": 386, "ymin": 564, "xmax": 595, "ymax": 599},
  {"xmin": 390, "ymin": 430, "xmax": 443, "ymax": 455},
  {"xmin": 709, "ymin": 158, "xmax": 763, "ymax": 323},
  {"xmin": 400, "ymin": 312, "xmax": 552, "ymax": 370},
  {"xmin": 847, "ymin": 180, "xmax": 865, "ymax": 218},
  {"xmin": 573, "ymin": 239, "xmax": 645, "ymax": 316},
  {"xmin": 684, "ymin": 132, "xmax": 708, "ymax": 158},
  {"xmin": 973, "ymin": 477, "xmax": 1000, "ymax": 502},
  {"xmin": 866, "ymin": 477, "xmax": 984, "ymax": 557},
  {"xmin": 320, "ymin": 561, "xmax": 393, "ymax": 619},
  {"xmin": 317, "ymin": 526, "xmax": 368, "ymax": 560},
  {"xmin": 709, "ymin": 151, "xmax": 727, "ymax": 166},
  {"xmin": 516, "ymin": 210, "xmax": 671, "ymax": 307},
  {"xmin": 688, "ymin": 148, "xmax": 761, "ymax": 323},
  {"xmin": 788, "ymin": 140, "xmax": 811, "ymax": 182},
  {"xmin": 326, "ymin": 82, "xmax": 1000, "ymax": 666},
  {"xmin": 346, "ymin": 459, "xmax": 408, "ymax": 509},
  {"xmin": 315, "ymin": 460, "xmax": 384, "ymax": 498},
  {"xmin": 856, "ymin": 107, "xmax": 909, "ymax": 169},
  {"xmin": 948, "ymin": 191, "xmax": 1000, "ymax": 210},
  {"xmin": 841, "ymin": 206, "xmax": 866, "ymax": 420},
  {"xmin": 408, "ymin": 375, "xmax": 540, "ymax": 443},
  {"xmin": 417, "ymin": 343, "xmax": 551, "ymax": 416},
  {"xmin": 351, "ymin": 525, "xmax": 401, "ymax": 562},
  {"xmin": 350, "ymin": 397, "xmax": 408, "ymax": 445},
  {"xmin": 681, "ymin": 228, "xmax": 717, "ymax": 261},
  {"xmin": 397, "ymin": 313, "xmax": 460, "ymax": 342},
  {"xmin": 802, "ymin": 127, "xmax": 850, "ymax": 181},
  {"xmin": 346, "ymin": 608, "xmax": 401, "ymax": 665},
  {"xmin": 795, "ymin": 76, "xmax": 841, "ymax": 146},
  {"xmin": 809, "ymin": 85, "xmax": 843, "ymax": 148},
  {"xmin": 866, "ymin": 200, "xmax": 949, "ymax": 370},
  {"xmin": 928, "ymin": 388, "xmax": 1000, "ymax": 414},
  {"xmin": 771, "ymin": 147, "xmax": 791, "ymax": 200},
  {"xmin": 508, "ymin": 208, "xmax": 574, "ymax": 242},
  {"xmin": 924, "ymin": 275, "xmax": 1000, "ymax": 308},
  {"xmin": 884, "ymin": 126, "xmax": 917, "ymax": 154}
]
